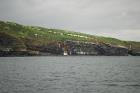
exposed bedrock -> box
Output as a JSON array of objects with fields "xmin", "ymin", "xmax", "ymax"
[{"xmin": 63, "ymin": 40, "xmax": 129, "ymax": 56}]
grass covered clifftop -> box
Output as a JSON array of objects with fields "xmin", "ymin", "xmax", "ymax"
[{"xmin": 0, "ymin": 20, "xmax": 140, "ymax": 52}]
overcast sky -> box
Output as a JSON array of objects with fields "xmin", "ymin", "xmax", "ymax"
[{"xmin": 0, "ymin": 0, "xmax": 140, "ymax": 41}]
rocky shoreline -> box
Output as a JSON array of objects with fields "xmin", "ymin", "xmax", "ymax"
[{"xmin": 0, "ymin": 40, "xmax": 140, "ymax": 56}]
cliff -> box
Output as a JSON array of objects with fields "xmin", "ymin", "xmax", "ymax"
[
  {"xmin": 63, "ymin": 40, "xmax": 129, "ymax": 56},
  {"xmin": 0, "ymin": 20, "xmax": 140, "ymax": 56}
]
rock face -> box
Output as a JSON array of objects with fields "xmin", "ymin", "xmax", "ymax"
[
  {"xmin": 63, "ymin": 40, "xmax": 129, "ymax": 56},
  {"xmin": 0, "ymin": 40, "xmax": 135, "ymax": 56},
  {"xmin": 128, "ymin": 49, "xmax": 140, "ymax": 56}
]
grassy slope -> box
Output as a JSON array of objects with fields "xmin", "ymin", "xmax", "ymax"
[{"xmin": 0, "ymin": 20, "xmax": 140, "ymax": 50}]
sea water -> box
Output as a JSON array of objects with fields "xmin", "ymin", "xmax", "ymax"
[{"xmin": 0, "ymin": 56, "xmax": 140, "ymax": 93}]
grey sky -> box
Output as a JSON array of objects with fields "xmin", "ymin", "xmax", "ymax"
[{"xmin": 0, "ymin": 0, "xmax": 140, "ymax": 41}]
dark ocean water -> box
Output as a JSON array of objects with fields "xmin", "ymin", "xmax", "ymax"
[{"xmin": 0, "ymin": 56, "xmax": 140, "ymax": 93}]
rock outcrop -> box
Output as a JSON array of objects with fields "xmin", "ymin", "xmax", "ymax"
[
  {"xmin": 63, "ymin": 40, "xmax": 129, "ymax": 56},
  {"xmin": 0, "ymin": 40, "xmax": 138, "ymax": 56}
]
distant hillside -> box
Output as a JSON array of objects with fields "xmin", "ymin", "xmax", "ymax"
[{"xmin": 0, "ymin": 20, "xmax": 140, "ymax": 56}]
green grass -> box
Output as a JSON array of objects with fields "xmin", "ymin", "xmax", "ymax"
[{"xmin": 0, "ymin": 20, "xmax": 140, "ymax": 50}]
